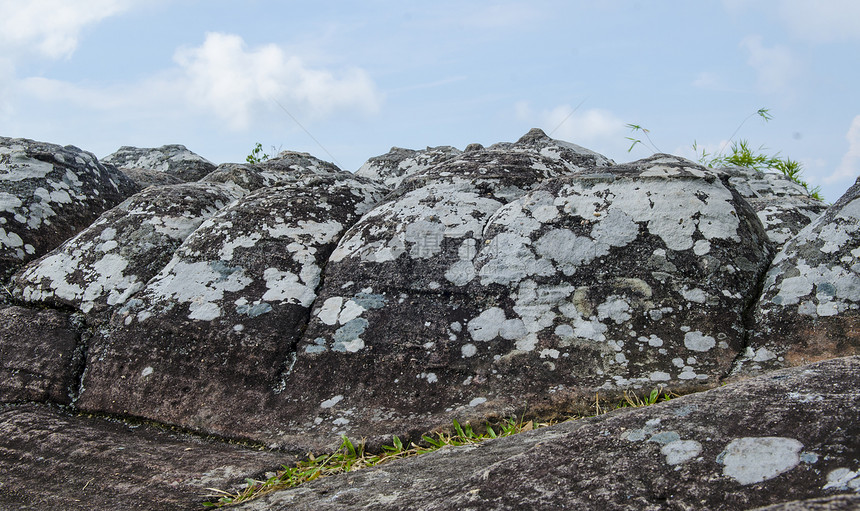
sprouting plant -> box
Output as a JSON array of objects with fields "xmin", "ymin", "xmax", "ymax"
[
  {"xmin": 246, "ymin": 143, "xmax": 271, "ymax": 164},
  {"xmin": 625, "ymin": 123, "xmax": 662, "ymax": 154}
]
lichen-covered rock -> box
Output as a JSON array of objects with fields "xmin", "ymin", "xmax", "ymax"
[
  {"xmin": 0, "ymin": 137, "xmax": 139, "ymax": 277},
  {"xmin": 356, "ymin": 145, "xmax": 462, "ymax": 189},
  {"xmin": 11, "ymin": 182, "xmax": 246, "ymax": 318},
  {"xmin": 117, "ymin": 167, "xmax": 186, "ymax": 188},
  {"xmin": 0, "ymin": 404, "xmax": 290, "ymax": 511},
  {"xmin": 719, "ymin": 165, "xmax": 827, "ymax": 246},
  {"xmin": 751, "ymin": 495, "xmax": 860, "ymax": 511},
  {"xmin": 102, "ymin": 144, "xmax": 216, "ymax": 183},
  {"xmin": 202, "ymin": 151, "xmax": 343, "ymax": 193},
  {"xmin": 76, "ymin": 173, "xmax": 387, "ymax": 443},
  {"xmin": 0, "ymin": 306, "xmax": 83, "ymax": 404},
  {"xmin": 731, "ymin": 177, "xmax": 860, "ymax": 377},
  {"xmin": 279, "ymin": 152, "xmax": 771, "ymax": 451},
  {"xmin": 234, "ymin": 357, "xmax": 860, "ymax": 511}
]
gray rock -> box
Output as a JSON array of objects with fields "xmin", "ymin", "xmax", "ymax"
[
  {"xmin": 102, "ymin": 144, "xmax": 215, "ymax": 183},
  {"xmin": 732, "ymin": 177, "xmax": 860, "ymax": 378},
  {"xmin": 0, "ymin": 306, "xmax": 82, "ymax": 404},
  {"xmin": 0, "ymin": 403, "xmax": 289, "ymax": 511},
  {"xmin": 76, "ymin": 172, "xmax": 388, "ymax": 448},
  {"xmin": 751, "ymin": 494, "xmax": 860, "ymax": 511},
  {"xmin": 719, "ymin": 165, "xmax": 827, "ymax": 247},
  {"xmin": 0, "ymin": 137, "xmax": 138, "ymax": 278},
  {"xmin": 117, "ymin": 167, "xmax": 186, "ymax": 188},
  {"xmin": 356, "ymin": 145, "xmax": 462, "ymax": 189},
  {"xmin": 234, "ymin": 356, "xmax": 860, "ymax": 511},
  {"xmin": 11, "ymin": 182, "xmax": 246, "ymax": 319},
  {"xmin": 202, "ymin": 151, "xmax": 345, "ymax": 193}
]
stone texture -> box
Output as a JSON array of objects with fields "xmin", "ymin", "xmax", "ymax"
[
  {"xmin": 202, "ymin": 151, "xmax": 344, "ymax": 193},
  {"xmin": 0, "ymin": 306, "xmax": 83, "ymax": 404},
  {"xmin": 356, "ymin": 145, "xmax": 462, "ymax": 189},
  {"xmin": 102, "ymin": 144, "xmax": 216, "ymax": 183},
  {"xmin": 118, "ymin": 167, "xmax": 186, "ymax": 188},
  {"xmin": 719, "ymin": 165, "xmax": 827, "ymax": 247},
  {"xmin": 0, "ymin": 137, "xmax": 139, "ymax": 278},
  {"xmin": 234, "ymin": 357, "xmax": 860, "ymax": 511},
  {"xmin": 751, "ymin": 495, "xmax": 860, "ymax": 511},
  {"xmin": 0, "ymin": 403, "xmax": 289, "ymax": 511},
  {"xmin": 11, "ymin": 182, "xmax": 246, "ymax": 319},
  {"xmin": 732, "ymin": 177, "xmax": 860, "ymax": 378},
  {"xmin": 76, "ymin": 172, "xmax": 387, "ymax": 447}
]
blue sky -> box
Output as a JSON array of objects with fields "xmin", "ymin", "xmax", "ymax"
[{"xmin": 1, "ymin": 1, "xmax": 858, "ymax": 202}]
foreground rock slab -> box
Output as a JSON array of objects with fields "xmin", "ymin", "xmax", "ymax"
[
  {"xmin": 0, "ymin": 404, "xmax": 289, "ymax": 511},
  {"xmin": 235, "ymin": 357, "xmax": 860, "ymax": 511}
]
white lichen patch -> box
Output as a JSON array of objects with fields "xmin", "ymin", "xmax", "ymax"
[
  {"xmin": 320, "ymin": 395, "xmax": 344, "ymax": 409},
  {"xmin": 718, "ymin": 437, "xmax": 803, "ymax": 485},
  {"xmin": 661, "ymin": 439, "xmax": 702, "ymax": 465},
  {"xmin": 684, "ymin": 331, "xmax": 716, "ymax": 352}
]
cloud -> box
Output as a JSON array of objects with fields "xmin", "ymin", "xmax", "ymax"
[
  {"xmin": 827, "ymin": 115, "xmax": 860, "ymax": 184},
  {"xmin": 776, "ymin": 0, "xmax": 860, "ymax": 42},
  {"xmin": 173, "ymin": 32, "xmax": 383, "ymax": 129},
  {"xmin": 516, "ymin": 102, "xmax": 626, "ymax": 153},
  {"xmin": 739, "ymin": 35, "xmax": 800, "ymax": 97},
  {"xmin": 0, "ymin": 0, "xmax": 135, "ymax": 59}
]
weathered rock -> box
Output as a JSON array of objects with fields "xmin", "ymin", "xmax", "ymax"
[
  {"xmin": 732, "ymin": 177, "xmax": 860, "ymax": 378},
  {"xmin": 719, "ymin": 165, "xmax": 827, "ymax": 246},
  {"xmin": 202, "ymin": 151, "xmax": 344, "ymax": 193},
  {"xmin": 283, "ymin": 151, "xmax": 770, "ymax": 451},
  {"xmin": 0, "ymin": 137, "xmax": 138, "ymax": 278},
  {"xmin": 76, "ymin": 172, "xmax": 387, "ymax": 446},
  {"xmin": 751, "ymin": 494, "xmax": 860, "ymax": 511},
  {"xmin": 117, "ymin": 167, "xmax": 186, "ymax": 188},
  {"xmin": 11, "ymin": 182, "xmax": 246, "ymax": 319},
  {"xmin": 355, "ymin": 145, "xmax": 462, "ymax": 189},
  {"xmin": 234, "ymin": 357, "xmax": 860, "ymax": 511},
  {"xmin": 0, "ymin": 403, "xmax": 289, "ymax": 511},
  {"xmin": 102, "ymin": 144, "xmax": 215, "ymax": 183},
  {"xmin": 0, "ymin": 306, "xmax": 83, "ymax": 404}
]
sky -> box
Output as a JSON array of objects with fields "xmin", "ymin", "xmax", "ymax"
[{"xmin": 1, "ymin": 1, "xmax": 858, "ymax": 203}]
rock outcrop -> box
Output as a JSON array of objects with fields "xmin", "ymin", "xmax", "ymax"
[
  {"xmin": 0, "ymin": 130, "xmax": 854, "ymax": 510},
  {"xmin": 0, "ymin": 137, "xmax": 138, "ymax": 278}
]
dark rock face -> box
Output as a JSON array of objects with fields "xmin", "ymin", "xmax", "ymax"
[
  {"xmin": 235, "ymin": 357, "xmax": 860, "ymax": 511},
  {"xmin": 11, "ymin": 182, "xmax": 246, "ymax": 319},
  {"xmin": 0, "ymin": 404, "xmax": 289, "ymax": 511},
  {"xmin": 732, "ymin": 177, "xmax": 860, "ymax": 377},
  {"xmin": 0, "ymin": 306, "xmax": 82, "ymax": 404},
  {"xmin": 76, "ymin": 172, "xmax": 388, "ymax": 446},
  {"xmin": 102, "ymin": 144, "xmax": 216, "ymax": 183},
  {"xmin": 202, "ymin": 151, "xmax": 345, "ymax": 192},
  {"xmin": 751, "ymin": 495, "xmax": 860, "ymax": 511},
  {"xmin": 117, "ymin": 167, "xmax": 186, "ymax": 188},
  {"xmin": 0, "ymin": 137, "xmax": 138, "ymax": 277}
]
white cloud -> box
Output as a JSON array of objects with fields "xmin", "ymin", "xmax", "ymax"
[
  {"xmin": 0, "ymin": 0, "xmax": 135, "ymax": 59},
  {"xmin": 827, "ymin": 115, "xmax": 860, "ymax": 184},
  {"xmin": 739, "ymin": 35, "xmax": 800, "ymax": 97},
  {"xmin": 173, "ymin": 32, "xmax": 382, "ymax": 129},
  {"xmin": 776, "ymin": 0, "xmax": 860, "ymax": 42},
  {"xmin": 515, "ymin": 102, "xmax": 627, "ymax": 158}
]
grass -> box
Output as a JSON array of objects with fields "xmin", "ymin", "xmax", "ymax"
[{"xmin": 202, "ymin": 386, "xmax": 675, "ymax": 507}]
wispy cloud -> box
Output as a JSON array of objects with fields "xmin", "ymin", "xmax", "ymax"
[
  {"xmin": 515, "ymin": 101, "xmax": 627, "ymax": 156},
  {"xmin": 776, "ymin": 0, "xmax": 860, "ymax": 42},
  {"xmin": 827, "ymin": 115, "xmax": 860, "ymax": 184},
  {"xmin": 739, "ymin": 35, "xmax": 800, "ymax": 98}
]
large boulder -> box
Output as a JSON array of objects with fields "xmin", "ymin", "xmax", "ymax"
[
  {"xmin": 0, "ymin": 404, "xmax": 289, "ymax": 511},
  {"xmin": 731, "ymin": 177, "xmax": 860, "ymax": 377},
  {"xmin": 11, "ymin": 182, "xmax": 246, "ymax": 318},
  {"xmin": 356, "ymin": 145, "xmax": 463, "ymax": 189},
  {"xmin": 235, "ymin": 356, "xmax": 860, "ymax": 511},
  {"xmin": 0, "ymin": 306, "xmax": 83, "ymax": 404},
  {"xmin": 283, "ymin": 151, "xmax": 771, "ymax": 450},
  {"xmin": 76, "ymin": 171, "xmax": 388, "ymax": 446},
  {"xmin": 102, "ymin": 144, "xmax": 215, "ymax": 184},
  {"xmin": 0, "ymin": 137, "xmax": 138, "ymax": 278},
  {"xmin": 202, "ymin": 151, "xmax": 345, "ymax": 193}
]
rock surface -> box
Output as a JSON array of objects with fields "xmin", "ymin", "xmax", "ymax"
[
  {"xmin": 103, "ymin": 144, "xmax": 216, "ymax": 183},
  {"xmin": 732, "ymin": 177, "xmax": 860, "ymax": 377},
  {"xmin": 355, "ymin": 145, "xmax": 462, "ymax": 189},
  {"xmin": 235, "ymin": 357, "xmax": 860, "ymax": 511},
  {"xmin": 0, "ymin": 403, "xmax": 290, "ymax": 511},
  {"xmin": 0, "ymin": 137, "xmax": 138, "ymax": 277}
]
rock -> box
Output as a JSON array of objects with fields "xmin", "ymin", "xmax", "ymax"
[
  {"xmin": 76, "ymin": 172, "xmax": 388, "ymax": 447},
  {"xmin": 732, "ymin": 177, "xmax": 860, "ymax": 378},
  {"xmin": 0, "ymin": 306, "xmax": 83, "ymax": 404},
  {"xmin": 0, "ymin": 137, "xmax": 139, "ymax": 278},
  {"xmin": 234, "ymin": 357, "xmax": 860, "ymax": 511},
  {"xmin": 0, "ymin": 403, "xmax": 289, "ymax": 511},
  {"xmin": 719, "ymin": 165, "xmax": 827, "ymax": 246},
  {"xmin": 102, "ymin": 144, "xmax": 216, "ymax": 183},
  {"xmin": 202, "ymin": 151, "xmax": 344, "ymax": 192},
  {"xmin": 11, "ymin": 182, "xmax": 246, "ymax": 319},
  {"xmin": 282, "ymin": 151, "xmax": 770, "ymax": 451},
  {"xmin": 117, "ymin": 167, "xmax": 186, "ymax": 188},
  {"xmin": 356, "ymin": 145, "xmax": 462, "ymax": 189},
  {"xmin": 751, "ymin": 494, "xmax": 860, "ymax": 511}
]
